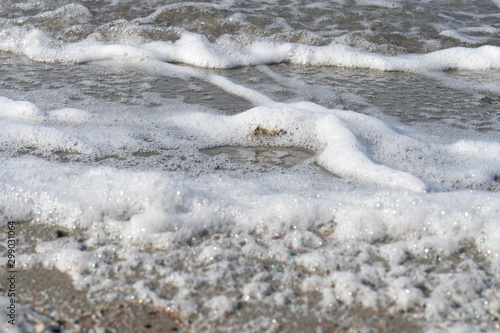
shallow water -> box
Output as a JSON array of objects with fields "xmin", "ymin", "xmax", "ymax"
[{"xmin": 1, "ymin": 1, "xmax": 500, "ymax": 332}]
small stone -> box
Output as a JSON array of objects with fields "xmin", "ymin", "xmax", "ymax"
[{"xmin": 55, "ymin": 230, "xmax": 68, "ymax": 238}]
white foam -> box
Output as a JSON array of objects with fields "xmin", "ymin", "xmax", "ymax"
[
  {"xmin": 0, "ymin": 97, "xmax": 45, "ymax": 123},
  {"xmin": 0, "ymin": 97, "xmax": 91, "ymax": 124},
  {"xmin": 2, "ymin": 89, "xmax": 499, "ymax": 193},
  {"xmin": 168, "ymin": 101, "xmax": 500, "ymax": 192},
  {"xmin": 460, "ymin": 26, "xmax": 500, "ymax": 35},
  {"xmin": 354, "ymin": 0, "xmax": 401, "ymax": 9},
  {"xmin": 3, "ymin": 27, "xmax": 500, "ymax": 74},
  {"xmin": 439, "ymin": 30, "xmax": 488, "ymax": 45},
  {"xmin": 47, "ymin": 108, "xmax": 92, "ymax": 124},
  {"xmin": 0, "ymin": 153, "xmax": 499, "ymax": 330},
  {"xmin": 205, "ymin": 295, "xmax": 235, "ymax": 316},
  {"xmin": 2, "ymin": 26, "xmax": 500, "ymax": 99}
]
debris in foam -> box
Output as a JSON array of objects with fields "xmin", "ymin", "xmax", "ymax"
[{"xmin": 249, "ymin": 124, "xmax": 287, "ymax": 138}]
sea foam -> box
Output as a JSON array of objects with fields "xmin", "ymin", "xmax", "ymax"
[{"xmin": 1, "ymin": 11, "xmax": 500, "ymax": 331}]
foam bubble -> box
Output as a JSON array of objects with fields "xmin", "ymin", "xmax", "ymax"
[{"xmin": 0, "ymin": 97, "xmax": 45, "ymax": 123}]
